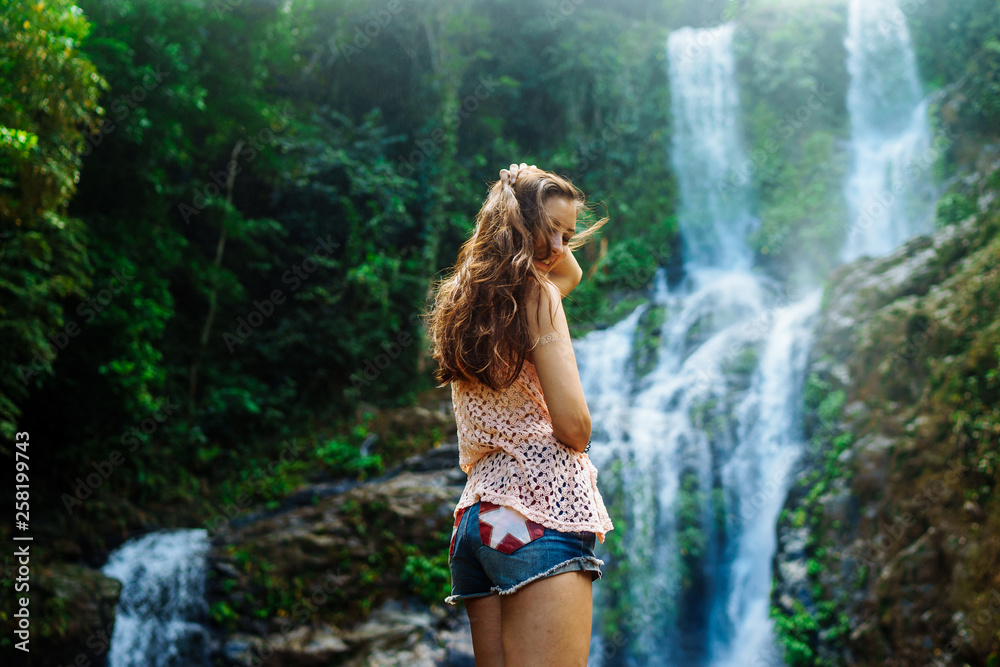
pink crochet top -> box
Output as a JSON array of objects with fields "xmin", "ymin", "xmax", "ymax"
[{"xmin": 451, "ymin": 358, "xmax": 614, "ymax": 543}]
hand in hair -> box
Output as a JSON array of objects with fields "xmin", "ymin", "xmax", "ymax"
[{"xmin": 499, "ymin": 162, "xmax": 537, "ymax": 187}]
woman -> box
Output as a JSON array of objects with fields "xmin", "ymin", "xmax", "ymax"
[{"xmin": 425, "ymin": 163, "xmax": 614, "ymax": 666}]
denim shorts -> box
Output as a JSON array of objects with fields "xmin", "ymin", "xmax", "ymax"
[{"xmin": 445, "ymin": 500, "xmax": 604, "ymax": 605}]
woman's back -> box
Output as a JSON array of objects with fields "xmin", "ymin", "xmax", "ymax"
[{"xmin": 451, "ymin": 356, "xmax": 613, "ymax": 541}]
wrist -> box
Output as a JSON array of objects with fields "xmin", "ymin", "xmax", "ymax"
[{"xmin": 546, "ymin": 251, "xmax": 582, "ymax": 297}]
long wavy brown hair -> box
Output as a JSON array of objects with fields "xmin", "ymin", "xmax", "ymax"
[{"xmin": 425, "ymin": 167, "xmax": 607, "ymax": 390}]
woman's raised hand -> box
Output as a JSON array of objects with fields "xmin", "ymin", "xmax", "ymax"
[
  {"xmin": 499, "ymin": 162, "xmax": 536, "ymax": 188},
  {"xmin": 544, "ymin": 246, "xmax": 583, "ymax": 298}
]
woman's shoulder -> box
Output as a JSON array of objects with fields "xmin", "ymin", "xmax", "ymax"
[{"xmin": 524, "ymin": 277, "xmax": 559, "ymax": 307}]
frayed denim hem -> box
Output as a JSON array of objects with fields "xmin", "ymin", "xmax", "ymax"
[
  {"xmin": 444, "ymin": 556, "xmax": 604, "ymax": 605},
  {"xmin": 492, "ymin": 555, "xmax": 604, "ymax": 596},
  {"xmin": 444, "ymin": 590, "xmax": 494, "ymax": 606}
]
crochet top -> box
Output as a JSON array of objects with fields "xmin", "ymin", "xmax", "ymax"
[{"xmin": 451, "ymin": 358, "xmax": 614, "ymax": 543}]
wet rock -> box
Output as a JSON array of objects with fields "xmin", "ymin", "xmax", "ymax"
[
  {"xmin": 206, "ymin": 443, "xmax": 475, "ymax": 666},
  {"xmin": 771, "ymin": 166, "xmax": 1000, "ymax": 666},
  {"xmin": 27, "ymin": 563, "xmax": 122, "ymax": 667}
]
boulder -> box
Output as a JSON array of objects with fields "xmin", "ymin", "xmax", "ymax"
[{"xmin": 206, "ymin": 444, "xmax": 476, "ymax": 666}]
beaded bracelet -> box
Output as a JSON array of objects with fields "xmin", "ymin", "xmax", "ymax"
[{"xmin": 584, "ymin": 439, "xmax": 591, "ymax": 454}]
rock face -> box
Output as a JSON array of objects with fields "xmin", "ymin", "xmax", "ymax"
[
  {"xmin": 771, "ymin": 158, "xmax": 1000, "ymax": 666},
  {"xmin": 206, "ymin": 443, "xmax": 475, "ymax": 666},
  {"xmin": 21, "ymin": 383, "xmax": 470, "ymax": 667},
  {"xmin": 23, "ymin": 563, "xmax": 123, "ymax": 667}
]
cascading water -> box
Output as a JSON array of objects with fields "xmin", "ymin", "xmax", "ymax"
[
  {"xmin": 841, "ymin": 0, "xmax": 937, "ymax": 262},
  {"xmin": 581, "ymin": 21, "xmax": 824, "ymax": 667},
  {"xmin": 583, "ymin": 3, "xmax": 938, "ymax": 665},
  {"xmin": 667, "ymin": 24, "xmax": 757, "ymax": 273},
  {"xmin": 101, "ymin": 528, "xmax": 212, "ymax": 667}
]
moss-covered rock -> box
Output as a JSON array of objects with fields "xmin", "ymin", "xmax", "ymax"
[
  {"xmin": 13, "ymin": 563, "xmax": 123, "ymax": 667},
  {"xmin": 206, "ymin": 444, "xmax": 469, "ymax": 666},
  {"xmin": 771, "ymin": 157, "xmax": 1000, "ymax": 666},
  {"xmin": 631, "ymin": 304, "xmax": 667, "ymax": 379}
]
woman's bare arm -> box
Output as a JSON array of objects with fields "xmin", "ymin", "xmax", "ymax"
[
  {"xmin": 545, "ymin": 247, "xmax": 583, "ymax": 298},
  {"xmin": 526, "ymin": 280, "xmax": 591, "ymax": 452}
]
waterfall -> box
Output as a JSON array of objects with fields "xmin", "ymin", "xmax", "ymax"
[
  {"xmin": 706, "ymin": 291, "xmax": 821, "ymax": 666},
  {"xmin": 102, "ymin": 528, "xmax": 211, "ymax": 667},
  {"xmin": 841, "ymin": 0, "xmax": 937, "ymax": 262},
  {"xmin": 583, "ymin": 21, "xmax": 823, "ymax": 667},
  {"xmin": 582, "ymin": 272, "xmax": 822, "ymax": 665},
  {"xmin": 584, "ymin": 4, "xmax": 937, "ymax": 664},
  {"xmin": 667, "ymin": 24, "xmax": 757, "ymax": 272}
]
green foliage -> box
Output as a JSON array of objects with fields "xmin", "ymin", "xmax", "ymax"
[
  {"xmin": 749, "ymin": 131, "xmax": 848, "ymax": 275},
  {"xmin": 817, "ymin": 389, "xmax": 846, "ymax": 426},
  {"xmin": 734, "ymin": 0, "xmax": 851, "ymax": 285},
  {"xmin": 803, "ymin": 371, "xmax": 849, "ymax": 442},
  {"xmin": 592, "ymin": 457, "xmax": 638, "ymax": 640},
  {"xmin": 269, "ymin": 108, "xmax": 428, "ymax": 409},
  {"xmin": 676, "ymin": 470, "xmax": 708, "ymax": 590},
  {"xmin": 720, "ymin": 344, "xmax": 759, "ymax": 377},
  {"xmin": 909, "ymin": 0, "xmax": 1000, "ymax": 138},
  {"xmin": 310, "ymin": 414, "xmax": 384, "ymax": 480},
  {"xmin": 772, "ymin": 356, "xmax": 859, "ymax": 665},
  {"xmin": 0, "ymin": 0, "xmax": 687, "ymax": 548},
  {"xmin": 630, "ymin": 304, "xmax": 667, "ymax": 379},
  {"xmin": 0, "ymin": 0, "xmax": 104, "ymax": 440},
  {"xmin": 209, "ymin": 599, "xmax": 239, "ymax": 631},
  {"xmin": 316, "ymin": 437, "xmax": 383, "ymax": 480},
  {"xmin": 569, "ymin": 236, "xmax": 677, "ymax": 334},
  {"xmin": 401, "ymin": 549, "xmax": 451, "ymax": 605},
  {"xmin": 771, "ymin": 598, "xmax": 819, "ymax": 666},
  {"xmin": 214, "ymin": 451, "xmax": 311, "ymax": 510},
  {"xmin": 803, "ymin": 371, "xmax": 830, "ymax": 415},
  {"xmin": 1, "ymin": 0, "xmax": 308, "ymax": 517},
  {"xmin": 936, "ymin": 191, "xmax": 978, "ymax": 227}
]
